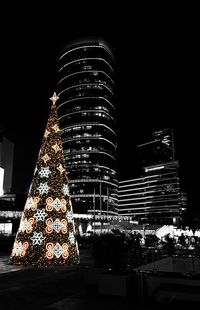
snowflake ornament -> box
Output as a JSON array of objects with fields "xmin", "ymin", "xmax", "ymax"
[
  {"xmin": 62, "ymin": 184, "xmax": 70, "ymax": 196},
  {"xmin": 66, "ymin": 211, "xmax": 73, "ymax": 223},
  {"xmin": 31, "ymin": 232, "xmax": 45, "ymax": 245},
  {"xmin": 68, "ymin": 232, "xmax": 76, "ymax": 244},
  {"xmin": 38, "ymin": 166, "xmax": 51, "ymax": 178},
  {"xmin": 34, "ymin": 209, "xmax": 47, "ymax": 222},
  {"xmin": 37, "ymin": 182, "xmax": 50, "ymax": 195}
]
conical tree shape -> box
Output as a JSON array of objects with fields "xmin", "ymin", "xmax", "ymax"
[{"xmin": 10, "ymin": 93, "xmax": 79, "ymax": 267}]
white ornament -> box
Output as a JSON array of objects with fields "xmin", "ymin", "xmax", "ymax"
[
  {"xmin": 31, "ymin": 232, "xmax": 45, "ymax": 245},
  {"xmin": 68, "ymin": 232, "xmax": 76, "ymax": 244},
  {"xmin": 38, "ymin": 166, "xmax": 51, "ymax": 178},
  {"xmin": 37, "ymin": 182, "xmax": 50, "ymax": 195},
  {"xmin": 66, "ymin": 211, "xmax": 73, "ymax": 223},
  {"xmin": 52, "ymin": 219, "xmax": 64, "ymax": 233},
  {"xmin": 53, "ymin": 243, "xmax": 64, "ymax": 258},
  {"xmin": 62, "ymin": 184, "xmax": 70, "ymax": 196},
  {"xmin": 34, "ymin": 209, "xmax": 47, "ymax": 222}
]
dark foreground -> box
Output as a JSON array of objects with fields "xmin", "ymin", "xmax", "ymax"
[
  {"xmin": 0, "ymin": 249, "xmax": 199, "ymax": 310},
  {"xmin": 1, "ymin": 249, "xmax": 134, "ymax": 310}
]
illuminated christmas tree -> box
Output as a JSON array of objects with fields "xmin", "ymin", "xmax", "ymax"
[{"xmin": 10, "ymin": 93, "xmax": 79, "ymax": 267}]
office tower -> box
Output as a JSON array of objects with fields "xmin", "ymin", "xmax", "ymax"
[
  {"xmin": 118, "ymin": 129, "xmax": 186, "ymax": 225},
  {"xmin": 56, "ymin": 38, "xmax": 118, "ymax": 219},
  {"xmin": 137, "ymin": 128, "xmax": 175, "ymax": 167}
]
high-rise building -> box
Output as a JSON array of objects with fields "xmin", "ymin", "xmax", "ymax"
[
  {"xmin": 118, "ymin": 129, "xmax": 187, "ymax": 225},
  {"xmin": 56, "ymin": 38, "xmax": 118, "ymax": 218},
  {"xmin": 137, "ymin": 128, "xmax": 175, "ymax": 167}
]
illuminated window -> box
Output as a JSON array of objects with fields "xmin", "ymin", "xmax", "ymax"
[
  {"xmin": 0, "ymin": 223, "xmax": 12, "ymax": 235},
  {"xmin": 82, "ymin": 154, "xmax": 89, "ymax": 158},
  {"xmin": 83, "ymin": 65, "xmax": 92, "ymax": 70}
]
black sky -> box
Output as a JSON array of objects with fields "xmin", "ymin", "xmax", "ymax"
[{"xmin": 1, "ymin": 4, "xmax": 199, "ymax": 217}]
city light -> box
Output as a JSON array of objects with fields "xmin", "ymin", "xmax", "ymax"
[
  {"xmin": 0, "ymin": 167, "xmax": 4, "ymax": 196},
  {"xmin": 145, "ymin": 165, "xmax": 165, "ymax": 172}
]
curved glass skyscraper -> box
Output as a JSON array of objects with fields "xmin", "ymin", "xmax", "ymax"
[{"xmin": 56, "ymin": 38, "xmax": 118, "ymax": 217}]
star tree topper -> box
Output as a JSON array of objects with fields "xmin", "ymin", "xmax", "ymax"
[{"xmin": 50, "ymin": 92, "xmax": 59, "ymax": 106}]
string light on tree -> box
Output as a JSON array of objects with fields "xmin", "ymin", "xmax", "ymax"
[{"xmin": 9, "ymin": 92, "xmax": 79, "ymax": 267}]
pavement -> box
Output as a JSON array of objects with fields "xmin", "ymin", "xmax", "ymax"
[
  {"xmin": 1, "ymin": 249, "xmax": 199, "ymax": 310},
  {"xmin": 0, "ymin": 249, "xmax": 142, "ymax": 310}
]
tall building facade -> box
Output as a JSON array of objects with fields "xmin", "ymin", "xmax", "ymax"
[
  {"xmin": 56, "ymin": 38, "xmax": 118, "ymax": 218},
  {"xmin": 118, "ymin": 129, "xmax": 187, "ymax": 225},
  {"xmin": 137, "ymin": 128, "xmax": 175, "ymax": 166}
]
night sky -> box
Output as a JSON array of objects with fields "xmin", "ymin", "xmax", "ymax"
[{"xmin": 1, "ymin": 5, "xmax": 199, "ymax": 217}]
